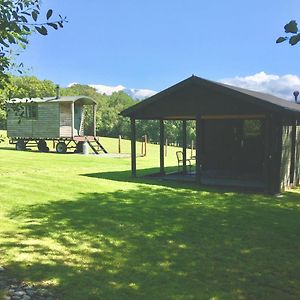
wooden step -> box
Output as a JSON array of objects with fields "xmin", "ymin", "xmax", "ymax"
[
  {"xmin": 87, "ymin": 140, "xmax": 99, "ymax": 154},
  {"xmin": 93, "ymin": 137, "xmax": 108, "ymax": 154},
  {"xmin": 86, "ymin": 137, "xmax": 108, "ymax": 154}
]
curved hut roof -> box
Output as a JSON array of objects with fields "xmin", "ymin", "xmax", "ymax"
[{"xmin": 7, "ymin": 95, "xmax": 96, "ymax": 105}]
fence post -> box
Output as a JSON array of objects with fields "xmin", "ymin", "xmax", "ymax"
[
  {"xmin": 141, "ymin": 137, "xmax": 144, "ymax": 156},
  {"xmin": 165, "ymin": 138, "xmax": 168, "ymax": 157},
  {"xmin": 144, "ymin": 135, "xmax": 147, "ymax": 156},
  {"xmin": 118, "ymin": 135, "xmax": 121, "ymax": 153}
]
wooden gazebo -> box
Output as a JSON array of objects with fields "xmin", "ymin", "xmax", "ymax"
[{"xmin": 120, "ymin": 75, "xmax": 300, "ymax": 194}]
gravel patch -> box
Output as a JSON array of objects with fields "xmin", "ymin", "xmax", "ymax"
[{"xmin": 0, "ymin": 266, "xmax": 57, "ymax": 300}]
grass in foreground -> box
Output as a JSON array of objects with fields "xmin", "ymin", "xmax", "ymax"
[{"xmin": 0, "ymin": 134, "xmax": 300, "ymax": 299}]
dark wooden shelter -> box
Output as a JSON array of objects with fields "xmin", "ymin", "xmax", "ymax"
[{"xmin": 120, "ymin": 75, "xmax": 300, "ymax": 194}]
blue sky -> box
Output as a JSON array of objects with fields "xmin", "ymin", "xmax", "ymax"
[{"xmin": 20, "ymin": 0, "xmax": 300, "ymax": 97}]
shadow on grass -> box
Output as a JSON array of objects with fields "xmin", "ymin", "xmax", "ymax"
[
  {"xmin": 81, "ymin": 167, "xmax": 265, "ymax": 194},
  {"xmin": 0, "ymin": 147, "xmax": 77, "ymax": 154},
  {"xmin": 2, "ymin": 185, "xmax": 300, "ymax": 299},
  {"xmin": 82, "ymin": 167, "xmax": 199, "ymax": 189}
]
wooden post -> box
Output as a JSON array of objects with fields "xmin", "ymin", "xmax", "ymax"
[
  {"xmin": 182, "ymin": 120, "xmax": 187, "ymax": 174},
  {"xmin": 160, "ymin": 120, "xmax": 165, "ymax": 175},
  {"xmin": 290, "ymin": 119, "xmax": 297, "ymax": 185},
  {"xmin": 141, "ymin": 137, "xmax": 144, "ymax": 156},
  {"xmin": 274, "ymin": 116, "xmax": 283, "ymax": 194},
  {"xmin": 93, "ymin": 104, "xmax": 97, "ymax": 137},
  {"xmin": 131, "ymin": 118, "xmax": 137, "ymax": 177},
  {"xmin": 165, "ymin": 138, "xmax": 168, "ymax": 157},
  {"xmin": 71, "ymin": 102, "xmax": 75, "ymax": 138},
  {"xmin": 263, "ymin": 115, "xmax": 271, "ymax": 193},
  {"xmin": 196, "ymin": 115, "xmax": 202, "ymax": 184},
  {"xmin": 118, "ymin": 135, "xmax": 121, "ymax": 153},
  {"xmin": 144, "ymin": 135, "xmax": 147, "ymax": 156},
  {"xmin": 267, "ymin": 114, "xmax": 283, "ymax": 194}
]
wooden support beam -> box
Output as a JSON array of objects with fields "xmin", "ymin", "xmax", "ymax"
[
  {"xmin": 201, "ymin": 114, "xmax": 266, "ymax": 120},
  {"xmin": 162, "ymin": 114, "xmax": 266, "ymax": 120},
  {"xmin": 160, "ymin": 120, "xmax": 165, "ymax": 175},
  {"xmin": 182, "ymin": 120, "xmax": 187, "ymax": 174},
  {"xmin": 71, "ymin": 102, "xmax": 75, "ymax": 138},
  {"xmin": 268, "ymin": 115, "xmax": 283, "ymax": 194},
  {"xmin": 93, "ymin": 104, "xmax": 97, "ymax": 137},
  {"xmin": 263, "ymin": 115, "xmax": 271, "ymax": 193},
  {"xmin": 131, "ymin": 118, "xmax": 137, "ymax": 177},
  {"xmin": 290, "ymin": 119, "xmax": 297, "ymax": 185},
  {"xmin": 196, "ymin": 115, "xmax": 203, "ymax": 184}
]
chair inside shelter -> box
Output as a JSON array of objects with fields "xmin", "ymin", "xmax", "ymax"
[{"xmin": 176, "ymin": 151, "xmax": 194, "ymax": 173}]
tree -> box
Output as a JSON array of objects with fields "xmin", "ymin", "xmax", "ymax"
[
  {"xmin": 0, "ymin": 0, "xmax": 66, "ymax": 86},
  {"xmin": 2, "ymin": 75, "xmax": 57, "ymax": 99},
  {"xmin": 276, "ymin": 20, "xmax": 300, "ymax": 45}
]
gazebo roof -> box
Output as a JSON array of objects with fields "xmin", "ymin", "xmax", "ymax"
[
  {"xmin": 121, "ymin": 75, "xmax": 300, "ymax": 120},
  {"xmin": 8, "ymin": 95, "xmax": 96, "ymax": 105}
]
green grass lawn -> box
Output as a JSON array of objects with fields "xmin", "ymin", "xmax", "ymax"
[{"xmin": 1, "ymin": 132, "xmax": 300, "ymax": 299}]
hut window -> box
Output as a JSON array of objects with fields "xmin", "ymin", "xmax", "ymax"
[
  {"xmin": 25, "ymin": 104, "xmax": 38, "ymax": 119},
  {"xmin": 243, "ymin": 120, "xmax": 261, "ymax": 137}
]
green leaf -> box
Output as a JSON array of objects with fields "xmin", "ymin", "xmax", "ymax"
[
  {"xmin": 0, "ymin": 39, "xmax": 9, "ymax": 48},
  {"xmin": 35, "ymin": 26, "xmax": 48, "ymax": 36},
  {"xmin": 20, "ymin": 15, "xmax": 27, "ymax": 23},
  {"xmin": 7, "ymin": 34, "xmax": 15, "ymax": 44},
  {"xmin": 284, "ymin": 20, "xmax": 298, "ymax": 34},
  {"xmin": 48, "ymin": 23, "xmax": 58, "ymax": 30},
  {"xmin": 12, "ymin": 11, "xmax": 18, "ymax": 20},
  {"xmin": 46, "ymin": 9, "xmax": 53, "ymax": 20},
  {"xmin": 289, "ymin": 33, "xmax": 300, "ymax": 45},
  {"xmin": 18, "ymin": 36, "xmax": 28, "ymax": 44},
  {"xmin": 32, "ymin": 11, "xmax": 38, "ymax": 22},
  {"xmin": 23, "ymin": 25, "xmax": 30, "ymax": 32},
  {"xmin": 276, "ymin": 36, "xmax": 287, "ymax": 43}
]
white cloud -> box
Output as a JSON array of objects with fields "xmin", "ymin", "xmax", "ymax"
[
  {"xmin": 220, "ymin": 72, "xmax": 300, "ymax": 101},
  {"xmin": 125, "ymin": 88, "xmax": 157, "ymax": 99},
  {"xmin": 89, "ymin": 84, "xmax": 126, "ymax": 95},
  {"xmin": 67, "ymin": 82, "xmax": 79, "ymax": 87},
  {"xmin": 67, "ymin": 82, "xmax": 157, "ymax": 99}
]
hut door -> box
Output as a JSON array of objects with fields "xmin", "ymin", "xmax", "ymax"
[
  {"xmin": 60, "ymin": 103, "xmax": 72, "ymax": 137},
  {"xmin": 239, "ymin": 120, "xmax": 264, "ymax": 174},
  {"xmin": 74, "ymin": 104, "xmax": 84, "ymax": 136}
]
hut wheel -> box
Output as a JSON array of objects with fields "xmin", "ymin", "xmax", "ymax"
[
  {"xmin": 16, "ymin": 140, "xmax": 26, "ymax": 151},
  {"xmin": 37, "ymin": 140, "xmax": 47, "ymax": 152},
  {"xmin": 56, "ymin": 142, "xmax": 67, "ymax": 154}
]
